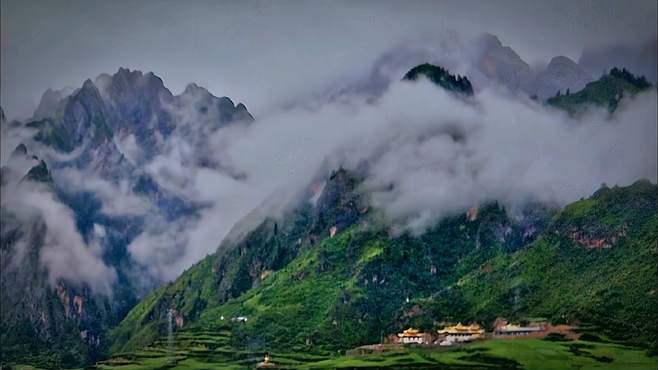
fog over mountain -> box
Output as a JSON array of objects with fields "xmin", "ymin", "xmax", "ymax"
[
  {"xmin": 1, "ymin": 3, "xmax": 657, "ymax": 369},
  {"xmin": 3, "ymin": 62, "xmax": 656, "ymax": 288}
]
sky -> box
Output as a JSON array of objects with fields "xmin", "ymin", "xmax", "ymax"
[{"xmin": 1, "ymin": 0, "xmax": 657, "ymax": 119}]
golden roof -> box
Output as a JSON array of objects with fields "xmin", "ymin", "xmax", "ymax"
[
  {"xmin": 397, "ymin": 328, "xmax": 424, "ymax": 337},
  {"xmin": 437, "ymin": 322, "xmax": 484, "ymax": 335}
]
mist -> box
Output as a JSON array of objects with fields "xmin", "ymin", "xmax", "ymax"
[
  {"xmin": 0, "ymin": 170, "xmax": 117, "ymax": 295},
  {"xmin": 118, "ymin": 74, "xmax": 656, "ymax": 283},
  {"xmin": 1, "ymin": 22, "xmax": 656, "ymax": 290}
]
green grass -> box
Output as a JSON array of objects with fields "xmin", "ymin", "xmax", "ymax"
[
  {"xmin": 299, "ymin": 339, "xmax": 656, "ymax": 369},
  {"xmin": 92, "ymin": 337, "xmax": 656, "ymax": 369}
]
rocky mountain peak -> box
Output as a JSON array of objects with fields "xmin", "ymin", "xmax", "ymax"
[
  {"xmin": 33, "ymin": 87, "xmax": 74, "ymax": 120},
  {"xmin": 529, "ymin": 55, "xmax": 593, "ymax": 99},
  {"xmin": 183, "ymin": 82, "xmax": 208, "ymax": 95},
  {"xmin": 479, "ymin": 33, "xmax": 503, "ymax": 49},
  {"xmin": 177, "ymin": 82, "xmax": 254, "ymax": 125},
  {"xmin": 475, "ymin": 33, "xmax": 532, "ymax": 90},
  {"xmin": 547, "ymin": 55, "xmax": 578, "ymax": 68}
]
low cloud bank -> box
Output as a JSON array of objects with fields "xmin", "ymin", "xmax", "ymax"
[
  {"xmin": 3, "ymin": 55, "xmax": 655, "ymax": 289},
  {"xmin": 135, "ymin": 78, "xmax": 656, "ymax": 278}
]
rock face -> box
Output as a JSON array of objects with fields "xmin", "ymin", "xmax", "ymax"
[
  {"xmin": 33, "ymin": 87, "xmax": 75, "ymax": 120},
  {"xmin": 0, "ymin": 68, "xmax": 255, "ymax": 369},
  {"xmin": 475, "ymin": 34, "xmax": 533, "ymax": 91},
  {"xmin": 1, "ymin": 155, "xmax": 111, "ymax": 368},
  {"xmin": 472, "ymin": 35, "xmax": 595, "ymax": 99}
]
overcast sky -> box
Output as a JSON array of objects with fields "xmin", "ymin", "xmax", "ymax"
[{"xmin": 1, "ymin": 0, "xmax": 656, "ymax": 119}]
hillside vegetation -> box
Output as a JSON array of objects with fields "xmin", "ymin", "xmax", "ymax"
[
  {"xmin": 110, "ymin": 168, "xmax": 656, "ymax": 361},
  {"xmin": 547, "ymin": 67, "xmax": 653, "ymax": 113}
]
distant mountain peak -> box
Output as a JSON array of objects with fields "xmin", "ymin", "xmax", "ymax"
[
  {"xmin": 547, "ymin": 55, "xmax": 577, "ymax": 67},
  {"xmin": 527, "ymin": 55, "xmax": 593, "ymax": 99},
  {"xmin": 99, "ymin": 67, "xmax": 172, "ymax": 104},
  {"xmin": 81, "ymin": 78, "xmax": 98, "ymax": 91},
  {"xmin": 475, "ymin": 33, "xmax": 531, "ymax": 90},
  {"xmin": 33, "ymin": 87, "xmax": 75, "ymax": 120},
  {"xmin": 183, "ymin": 82, "xmax": 208, "ymax": 95}
]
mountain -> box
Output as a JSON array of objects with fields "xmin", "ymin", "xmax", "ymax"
[
  {"xmin": 1, "ymin": 152, "xmax": 112, "ymax": 368},
  {"xmin": 109, "ymin": 167, "xmax": 555, "ymax": 353},
  {"xmin": 474, "ymin": 34, "xmax": 533, "ymax": 92},
  {"xmin": 403, "ymin": 63, "xmax": 474, "ymax": 96},
  {"xmin": 33, "ymin": 87, "xmax": 75, "ymax": 120},
  {"xmin": 0, "ymin": 68, "xmax": 254, "ymax": 369},
  {"xmin": 528, "ymin": 56, "xmax": 593, "ymax": 99},
  {"xmin": 319, "ymin": 34, "xmax": 598, "ymax": 103},
  {"xmin": 448, "ymin": 180, "xmax": 657, "ymax": 349},
  {"xmin": 547, "ymin": 67, "xmax": 653, "ymax": 114},
  {"xmin": 2, "ymin": 56, "xmax": 655, "ymax": 370},
  {"xmin": 108, "ymin": 166, "xmax": 656, "ymax": 365}
]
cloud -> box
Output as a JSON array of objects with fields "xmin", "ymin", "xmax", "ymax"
[
  {"xmin": 364, "ymin": 83, "xmax": 657, "ymax": 230},
  {"xmin": 1, "ymin": 179, "xmax": 117, "ymax": 294},
  {"xmin": 4, "ymin": 25, "xmax": 655, "ymax": 285},
  {"xmin": 125, "ymin": 75, "xmax": 656, "ymax": 278},
  {"xmin": 53, "ymin": 168, "xmax": 151, "ymax": 216}
]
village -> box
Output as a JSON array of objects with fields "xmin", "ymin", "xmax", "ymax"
[
  {"xmin": 255, "ymin": 319, "xmax": 578, "ymax": 368},
  {"xmin": 343, "ymin": 318, "xmax": 578, "ymax": 357}
]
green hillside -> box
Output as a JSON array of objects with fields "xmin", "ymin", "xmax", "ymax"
[
  {"xmin": 547, "ymin": 67, "xmax": 653, "ymax": 114},
  {"xmin": 443, "ymin": 180, "xmax": 657, "ymax": 348},
  {"xmin": 111, "ymin": 169, "xmax": 548, "ymax": 354},
  {"xmin": 108, "ymin": 163, "xmax": 657, "ymax": 369}
]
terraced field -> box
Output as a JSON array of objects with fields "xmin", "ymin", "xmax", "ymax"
[
  {"xmin": 94, "ymin": 328, "xmax": 657, "ymax": 370},
  {"xmin": 96, "ymin": 328, "xmax": 332, "ymax": 369}
]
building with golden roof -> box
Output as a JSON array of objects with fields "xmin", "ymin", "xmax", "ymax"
[
  {"xmin": 437, "ymin": 323, "xmax": 484, "ymax": 345},
  {"xmin": 396, "ymin": 328, "xmax": 429, "ymax": 344}
]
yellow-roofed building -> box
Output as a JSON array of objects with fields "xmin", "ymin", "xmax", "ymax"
[
  {"xmin": 437, "ymin": 323, "xmax": 485, "ymax": 345},
  {"xmin": 396, "ymin": 328, "xmax": 429, "ymax": 344}
]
